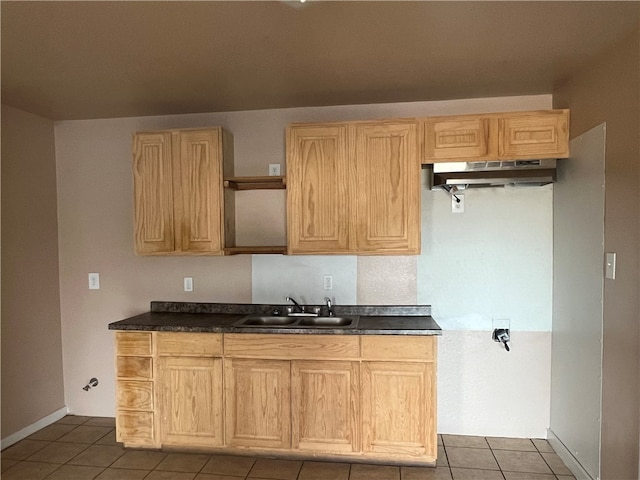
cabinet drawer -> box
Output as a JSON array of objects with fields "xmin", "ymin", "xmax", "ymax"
[
  {"xmin": 116, "ymin": 411, "xmax": 155, "ymax": 443},
  {"xmin": 117, "ymin": 380, "xmax": 154, "ymax": 410},
  {"xmin": 224, "ymin": 334, "xmax": 360, "ymax": 359},
  {"xmin": 116, "ymin": 332, "xmax": 153, "ymax": 356},
  {"xmin": 117, "ymin": 356, "xmax": 152, "ymax": 379},
  {"xmin": 362, "ymin": 336, "xmax": 435, "ymax": 361},
  {"xmin": 157, "ymin": 332, "xmax": 222, "ymax": 356}
]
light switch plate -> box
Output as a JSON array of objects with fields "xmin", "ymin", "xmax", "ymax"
[
  {"xmin": 184, "ymin": 277, "xmax": 193, "ymax": 292},
  {"xmin": 605, "ymin": 252, "xmax": 616, "ymax": 279},
  {"xmin": 88, "ymin": 273, "xmax": 100, "ymax": 290}
]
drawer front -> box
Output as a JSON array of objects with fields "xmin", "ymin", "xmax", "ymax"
[
  {"xmin": 117, "ymin": 356, "xmax": 152, "ymax": 379},
  {"xmin": 361, "ymin": 336, "xmax": 435, "ymax": 361},
  {"xmin": 157, "ymin": 332, "xmax": 222, "ymax": 356},
  {"xmin": 117, "ymin": 380, "xmax": 154, "ymax": 410},
  {"xmin": 116, "ymin": 411, "xmax": 155, "ymax": 443},
  {"xmin": 224, "ymin": 334, "xmax": 360, "ymax": 359},
  {"xmin": 116, "ymin": 332, "xmax": 153, "ymax": 356}
]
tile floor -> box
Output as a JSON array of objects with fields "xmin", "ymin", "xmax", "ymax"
[{"xmin": 1, "ymin": 416, "xmax": 576, "ymax": 480}]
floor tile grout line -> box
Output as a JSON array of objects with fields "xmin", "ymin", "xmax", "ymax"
[
  {"xmin": 5, "ymin": 416, "xmax": 576, "ymax": 480},
  {"xmin": 38, "ymin": 421, "xmax": 120, "ymax": 479},
  {"xmin": 486, "ymin": 439, "xmax": 508, "ymax": 480}
]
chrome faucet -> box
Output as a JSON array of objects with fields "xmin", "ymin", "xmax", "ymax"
[
  {"xmin": 325, "ymin": 297, "xmax": 334, "ymax": 316},
  {"xmin": 285, "ymin": 296, "xmax": 303, "ymax": 313}
]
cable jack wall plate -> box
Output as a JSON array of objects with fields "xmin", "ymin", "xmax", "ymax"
[{"xmin": 452, "ymin": 194, "xmax": 464, "ymax": 213}]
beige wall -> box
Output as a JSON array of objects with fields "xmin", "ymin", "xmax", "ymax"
[
  {"xmin": 553, "ymin": 25, "xmax": 640, "ymax": 480},
  {"xmin": 1, "ymin": 104, "xmax": 65, "ymax": 437}
]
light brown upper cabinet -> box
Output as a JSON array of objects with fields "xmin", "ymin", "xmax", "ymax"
[
  {"xmin": 422, "ymin": 109, "xmax": 569, "ymax": 163},
  {"xmin": 287, "ymin": 120, "xmax": 420, "ymax": 255},
  {"xmin": 423, "ymin": 116, "xmax": 494, "ymax": 162},
  {"xmin": 498, "ymin": 110, "xmax": 569, "ymax": 159},
  {"xmin": 133, "ymin": 127, "xmax": 233, "ymax": 255}
]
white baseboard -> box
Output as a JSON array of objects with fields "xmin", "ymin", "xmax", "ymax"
[
  {"xmin": 547, "ymin": 428, "xmax": 596, "ymax": 480},
  {"xmin": 1, "ymin": 406, "xmax": 69, "ymax": 449}
]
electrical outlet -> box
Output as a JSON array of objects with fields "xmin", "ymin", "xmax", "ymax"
[
  {"xmin": 452, "ymin": 194, "xmax": 464, "ymax": 213},
  {"xmin": 88, "ymin": 273, "xmax": 100, "ymax": 290},
  {"xmin": 268, "ymin": 164, "xmax": 281, "ymax": 176},
  {"xmin": 184, "ymin": 277, "xmax": 193, "ymax": 292},
  {"xmin": 323, "ymin": 275, "xmax": 333, "ymax": 290}
]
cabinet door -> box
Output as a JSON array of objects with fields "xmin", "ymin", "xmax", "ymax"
[
  {"xmin": 133, "ymin": 132, "xmax": 175, "ymax": 254},
  {"xmin": 354, "ymin": 121, "xmax": 420, "ymax": 254},
  {"xmin": 287, "ymin": 124, "xmax": 351, "ymax": 254},
  {"xmin": 224, "ymin": 359, "xmax": 291, "ymax": 449},
  {"xmin": 362, "ymin": 361, "xmax": 436, "ymax": 458},
  {"xmin": 158, "ymin": 356, "xmax": 223, "ymax": 447},
  {"xmin": 177, "ymin": 129, "xmax": 224, "ymax": 254},
  {"xmin": 291, "ymin": 361, "xmax": 359, "ymax": 453},
  {"xmin": 423, "ymin": 116, "xmax": 494, "ymax": 162},
  {"xmin": 498, "ymin": 110, "xmax": 569, "ymax": 160}
]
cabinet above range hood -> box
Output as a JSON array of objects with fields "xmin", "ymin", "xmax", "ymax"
[{"xmin": 431, "ymin": 159, "xmax": 557, "ymax": 189}]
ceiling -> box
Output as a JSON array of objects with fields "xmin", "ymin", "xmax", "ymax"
[{"xmin": 2, "ymin": 1, "xmax": 638, "ymax": 121}]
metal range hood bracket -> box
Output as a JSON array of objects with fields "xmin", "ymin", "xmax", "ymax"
[
  {"xmin": 429, "ymin": 159, "xmax": 558, "ymax": 189},
  {"xmin": 432, "ymin": 168, "xmax": 557, "ymax": 188}
]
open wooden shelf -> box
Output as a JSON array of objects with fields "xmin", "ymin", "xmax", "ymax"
[
  {"xmin": 224, "ymin": 246, "xmax": 287, "ymax": 255},
  {"xmin": 223, "ymin": 175, "xmax": 287, "ymax": 255},
  {"xmin": 223, "ymin": 176, "xmax": 286, "ymax": 190}
]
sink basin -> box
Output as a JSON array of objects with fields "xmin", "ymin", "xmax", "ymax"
[
  {"xmin": 298, "ymin": 316, "xmax": 359, "ymax": 327},
  {"xmin": 234, "ymin": 315, "xmax": 359, "ymax": 329},
  {"xmin": 237, "ymin": 316, "xmax": 297, "ymax": 326}
]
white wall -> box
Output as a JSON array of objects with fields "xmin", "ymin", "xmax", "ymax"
[
  {"xmin": 54, "ymin": 94, "xmax": 553, "ymax": 438},
  {"xmin": 418, "ymin": 180, "xmax": 553, "ymax": 438}
]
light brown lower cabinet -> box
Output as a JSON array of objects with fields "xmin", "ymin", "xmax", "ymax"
[
  {"xmin": 114, "ymin": 331, "xmax": 437, "ymax": 464},
  {"xmin": 362, "ymin": 362, "xmax": 435, "ymax": 457},
  {"xmin": 115, "ymin": 332, "xmax": 158, "ymax": 448},
  {"xmin": 158, "ymin": 356, "xmax": 223, "ymax": 448},
  {"xmin": 224, "ymin": 358, "xmax": 291, "ymax": 449},
  {"xmin": 291, "ymin": 360, "xmax": 359, "ymax": 454}
]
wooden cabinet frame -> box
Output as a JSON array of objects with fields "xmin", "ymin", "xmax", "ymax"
[
  {"xmin": 115, "ymin": 331, "xmax": 438, "ymax": 465},
  {"xmin": 422, "ymin": 109, "xmax": 569, "ymax": 163},
  {"xmin": 287, "ymin": 119, "xmax": 420, "ymax": 255},
  {"xmin": 133, "ymin": 127, "xmax": 233, "ymax": 255},
  {"xmin": 115, "ymin": 332, "xmax": 158, "ymax": 448}
]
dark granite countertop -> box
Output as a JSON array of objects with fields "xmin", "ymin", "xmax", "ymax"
[{"xmin": 108, "ymin": 302, "xmax": 441, "ymax": 336}]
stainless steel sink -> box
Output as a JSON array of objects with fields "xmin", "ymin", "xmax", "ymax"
[
  {"xmin": 298, "ymin": 316, "xmax": 358, "ymax": 327},
  {"xmin": 234, "ymin": 315, "xmax": 359, "ymax": 329},
  {"xmin": 237, "ymin": 316, "xmax": 297, "ymax": 326}
]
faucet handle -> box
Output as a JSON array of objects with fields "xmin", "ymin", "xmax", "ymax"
[{"xmin": 324, "ymin": 297, "xmax": 335, "ymax": 316}]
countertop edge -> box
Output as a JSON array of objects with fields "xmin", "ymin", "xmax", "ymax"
[{"xmin": 109, "ymin": 303, "xmax": 441, "ymax": 335}]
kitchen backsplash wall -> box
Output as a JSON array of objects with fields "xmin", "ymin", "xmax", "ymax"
[{"xmin": 54, "ymin": 94, "xmax": 553, "ymax": 437}]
